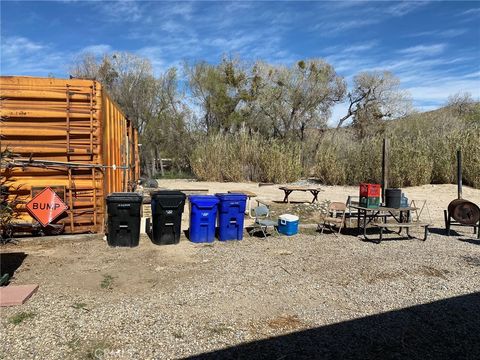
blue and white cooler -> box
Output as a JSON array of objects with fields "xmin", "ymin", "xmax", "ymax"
[{"xmin": 278, "ymin": 214, "xmax": 299, "ymax": 236}]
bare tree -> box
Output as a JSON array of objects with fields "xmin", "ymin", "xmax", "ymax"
[
  {"xmin": 336, "ymin": 71, "xmax": 412, "ymax": 136},
  {"xmin": 71, "ymin": 52, "xmax": 158, "ymax": 132},
  {"xmin": 446, "ymin": 91, "xmax": 477, "ymax": 116},
  {"xmin": 253, "ymin": 59, "xmax": 346, "ymax": 139},
  {"xmin": 71, "ymin": 52, "xmax": 188, "ymax": 177}
]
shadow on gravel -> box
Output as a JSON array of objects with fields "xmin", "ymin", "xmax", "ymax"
[
  {"xmin": 186, "ymin": 292, "xmax": 480, "ymax": 360},
  {"xmin": 428, "ymin": 227, "xmax": 452, "ymax": 236},
  {"xmin": 0, "ymin": 252, "xmax": 27, "ymax": 278},
  {"xmin": 429, "ymin": 226, "xmax": 479, "ymax": 240},
  {"xmin": 458, "ymin": 237, "xmax": 480, "ymax": 246}
]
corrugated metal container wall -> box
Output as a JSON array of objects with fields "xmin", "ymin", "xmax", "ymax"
[{"xmin": 0, "ymin": 76, "xmax": 139, "ymax": 234}]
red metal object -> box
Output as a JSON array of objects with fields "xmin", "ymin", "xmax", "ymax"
[
  {"xmin": 359, "ymin": 183, "xmax": 381, "ymax": 198},
  {"xmin": 26, "ymin": 187, "xmax": 68, "ymax": 227}
]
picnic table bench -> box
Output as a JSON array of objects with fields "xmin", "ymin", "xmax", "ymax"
[
  {"xmin": 351, "ymin": 205, "xmax": 431, "ymax": 243},
  {"xmin": 373, "ymin": 222, "xmax": 431, "ymax": 243},
  {"xmin": 279, "ymin": 186, "xmax": 323, "ymax": 203}
]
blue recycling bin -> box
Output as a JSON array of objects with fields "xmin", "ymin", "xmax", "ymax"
[
  {"xmin": 188, "ymin": 195, "xmax": 219, "ymax": 243},
  {"xmin": 216, "ymin": 193, "xmax": 247, "ymax": 241}
]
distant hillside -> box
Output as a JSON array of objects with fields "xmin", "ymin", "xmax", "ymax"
[
  {"xmin": 393, "ymin": 102, "xmax": 480, "ymax": 126},
  {"xmin": 307, "ymin": 103, "xmax": 480, "ymax": 188}
]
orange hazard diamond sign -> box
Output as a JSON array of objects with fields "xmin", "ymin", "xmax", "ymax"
[{"xmin": 26, "ymin": 187, "xmax": 68, "ymax": 227}]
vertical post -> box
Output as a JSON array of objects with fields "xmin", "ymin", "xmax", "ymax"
[
  {"xmin": 150, "ymin": 148, "xmax": 156, "ymax": 178},
  {"xmin": 457, "ymin": 150, "xmax": 462, "ymax": 199},
  {"xmin": 382, "ymin": 138, "xmax": 389, "ymax": 204},
  {"xmin": 67, "ymin": 168, "xmax": 74, "ymax": 233},
  {"xmin": 66, "ymin": 85, "xmax": 71, "ymax": 156},
  {"xmin": 159, "ymin": 157, "xmax": 165, "ymax": 177}
]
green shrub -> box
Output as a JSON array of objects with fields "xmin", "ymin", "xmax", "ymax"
[{"xmin": 8, "ymin": 311, "xmax": 35, "ymax": 325}]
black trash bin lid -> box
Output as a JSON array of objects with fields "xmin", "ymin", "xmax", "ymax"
[
  {"xmin": 151, "ymin": 190, "xmax": 186, "ymax": 199},
  {"xmin": 150, "ymin": 190, "xmax": 187, "ymax": 203},
  {"xmin": 106, "ymin": 192, "xmax": 143, "ymax": 203},
  {"xmin": 151, "ymin": 190, "xmax": 186, "ymax": 209}
]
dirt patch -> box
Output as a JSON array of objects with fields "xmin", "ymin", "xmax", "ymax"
[
  {"xmin": 364, "ymin": 269, "xmax": 407, "ymax": 284},
  {"xmin": 463, "ymin": 255, "xmax": 480, "ymax": 267},
  {"xmin": 0, "ymin": 234, "xmax": 199, "ymax": 295},
  {"xmin": 362, "ymin": 265, "xmax": 450, "ymax": 284},
  {"xmin": 418, "ymin": 265, "xmax": 450, "ymax": 279},
  {"xmin": 267, "ymin": 314, "xmax": 308, "ymax": 330}
]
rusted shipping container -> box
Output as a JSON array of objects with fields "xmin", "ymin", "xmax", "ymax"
[{"xmin": 1, "ymin": 76, "xmax": 140, "ymax": 234}]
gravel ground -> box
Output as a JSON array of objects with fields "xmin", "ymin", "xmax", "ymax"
[{"xmin": 1, "ymin": 229, "xmax": 480, "ymax": 359}]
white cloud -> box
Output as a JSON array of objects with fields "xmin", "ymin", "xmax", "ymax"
[
  {"xmin": 316, "ymin": 18, "xmax": 381, "ymax": 35},
  {"xmin": 407, "ymin": 76, "xmax": 480, "ymax": 107},
  {"xmin": 166, "ymin": 1, "xmax": 194, "ymax": 19},
  {"xmin": 323, "ymin": 41, "xmax": 378, "ymax": 55},
  {"xmin": 314, "ymin": 0, "xmax": 431, "ymax": 36},
  {"xmin": 385, "ymin": 1, "xmax": 430, "ymax": 17},
  {"xmin": 459, "ymin": 8, "xmax": 480, "ymax": 16},
  {"xmin": 0, "ymin": 36, "xmax": 65, "ymax": 75},
  {"xmin": 398, "ymin": 44, "xmax": 446, "ymax": 56},
  {"xmin": 407, "ymin": 28, "xmax": 467, "ymax": 38},
  {"xmin": 0, "ymin": 37, "xmax": 114, "ymax": 77},
  {"xmin": 324, "ymin": 0, "xmax": 371, "ymax": 10},
  {"xmin": 1, "ymin": 36, "xmax": 44, "ymax": 56},
  {"xmin": 79, "ymin": 44, "xmax": 112, "ymax": 56},
  {"xmin": 223, "ymin": 1, "xmax": 255, "ymax": 13},
  {"xmin": 159, "ymin": 20, "xmax": 186, "ymax": 33},
  {"xmin": 95, "ymin": 0, "xmax": 145, "ymax": 23},
  {"xmin": 136, "ymin": 46, "xmax": 189, "ymax": 76}
]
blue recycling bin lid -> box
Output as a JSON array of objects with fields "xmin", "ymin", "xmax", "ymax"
[
  {"xmin": 215, "ymin": 193, "xmax": 248, "ymax": 215},
  {"xmin": 189, "ymin": 195, "xmax": 219, "ymax": 208},
  {"xmin": 215, "ymin": 193, "xmax": 247, "ymax": 201}
]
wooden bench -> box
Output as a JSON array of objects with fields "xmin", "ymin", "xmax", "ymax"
[{"xmin": 372, "ymin": 222, "xmax": 431, "ymax": 243}]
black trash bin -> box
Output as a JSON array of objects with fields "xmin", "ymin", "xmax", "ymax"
[
  {"xmin": 106, "ymin": 192, "xmax": 143, "ymax": 247},
  {"xmin": 385, "ymin": 188, "xmax": 402, "ymax": 208},
  {"xmin": 151, "ymin": 190, "xmax": 186, "ymax": 245}
]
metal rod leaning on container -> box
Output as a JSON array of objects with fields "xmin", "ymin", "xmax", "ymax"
[{"xmin": 3, "ymin": 158, "xmax": 130, "ymax": 170}]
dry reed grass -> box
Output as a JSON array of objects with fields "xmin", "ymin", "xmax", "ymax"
[{"xmin": 189, "ymin": 107, "xmax": 479, "ymax": 188}]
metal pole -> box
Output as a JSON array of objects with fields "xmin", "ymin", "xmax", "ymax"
[
  {"xmin": 382, "ymin": 138, "xmax": 389, "ymax": 204},
  {"xmin": 457, "ymin": 150, "xmax": 462, "ymax": 199}
]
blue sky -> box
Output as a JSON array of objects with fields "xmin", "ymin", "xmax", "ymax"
[{"xmin": 1, "ymin": 0, "xmax": 479, "ymax": 120}]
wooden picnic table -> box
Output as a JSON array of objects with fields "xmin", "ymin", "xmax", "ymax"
[
  {"xmin": 176, "ymin": 188, "xmax": 209, "ymax": 195},
  {"xmin": 351, "ymin": 205, "xmax": 430, "ymax": 243},
  {"xmin": 279, "ymin": 186, "xmax": 323, "ymax": 203},
  {"xmin": 228, "ymin": 190, "xmax": 257, "ymax": 198}
]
